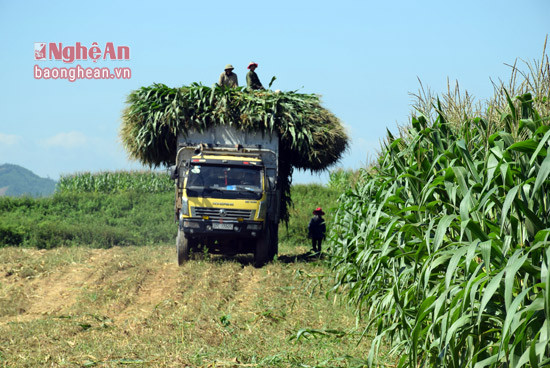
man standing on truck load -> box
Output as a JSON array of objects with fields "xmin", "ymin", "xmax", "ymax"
[
  {"xmin": 246, "ymin": 62, "xmax": 264, "ymax": 90},
  {"xmin": 308, "ymin": 207, "xmax": 326, "ymax": 254},
  {"xmin": 218, "ymin": 64, "xmax": 238, "ymax": 87}
]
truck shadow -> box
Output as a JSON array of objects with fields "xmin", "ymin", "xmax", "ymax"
[
  {"xmin": 276, "ymin": 252, "xmax": 324, "ymax": 264},
  {"xmin": 207, "ymin": 251, "xmax": 323, "ymax": 266}
]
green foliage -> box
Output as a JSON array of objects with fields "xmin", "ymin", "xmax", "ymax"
[
  {"xmin": 329, "ymin": 94, "xmax": 550, "ymax": 367},
  {"xmin": 0, "ymin": 191, "xmax": 175, "ymax": 248},
  {"xmin": 57, "ymin": 171, "xmax": 172, "ymax": 193},
  {"xmin": 328, "ymin": 168, "xmax": 362, "ymax": 192},
  {"xmin": 0, "ymin": 223, "xmax": 24, "ymax": 246},
  {"xmin": 0, "ymin": 177, "xmax": 339, "ymax": 249},
  {"xmin": 0, "ymin": 163, "xmax": 56, "ymax": 197}
]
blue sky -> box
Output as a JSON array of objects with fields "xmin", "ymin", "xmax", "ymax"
[{"xmin": 0, "ymin": 0, "xmax": 548, "ymax": 183}]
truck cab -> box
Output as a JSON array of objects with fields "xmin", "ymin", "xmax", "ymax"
[{"xmin": 173, "ymin": 127, "xmax": 280, "ymax": 267}]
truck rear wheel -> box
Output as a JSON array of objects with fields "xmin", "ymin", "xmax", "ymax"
[
  {"xmin": 176, "ymin": 228, "xmax": 191, "ymax": 265},
  {"xmin": 254, "ymin": 227, "xmax": 270, "ymax": 268},
  {"xmin": 268, "ymin": 222, "xmax": 278, "ymax": 260}
]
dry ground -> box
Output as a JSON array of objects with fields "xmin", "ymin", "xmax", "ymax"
[{"xmin": 0, "ymin": 244, "xmax": 375, "ymax": 367}]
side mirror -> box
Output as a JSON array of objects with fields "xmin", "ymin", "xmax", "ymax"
[{"xmin": 169, "ymin": 165, "xmax": 179, "ymax": 180}]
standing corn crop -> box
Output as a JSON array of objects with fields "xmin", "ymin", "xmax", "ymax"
[{"xmin": 329, "ymin": 54, "xmax": 550, "ymax": 366}]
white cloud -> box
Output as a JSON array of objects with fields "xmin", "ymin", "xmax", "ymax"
[
  {"xmin": 42, "ymin": 131, "xmax": 88, "ymax": 148},
  {"xmin": 0, "ymin": 133, "xmax": 21, "ymax": 146},
  {"xmin": 356, "ymin": 137, "xmax": 381, "ymax": 153},
  {"xmin": 341, "ymin": 122, "xmax": 353, "ymax": 136}
]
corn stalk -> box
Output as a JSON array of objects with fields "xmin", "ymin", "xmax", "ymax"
[{"xmin": 329, "ymin": 96, "xmax": 550, "ymax": 367}]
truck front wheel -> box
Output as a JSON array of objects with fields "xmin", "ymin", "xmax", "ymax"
[{"xmin": 176, "ymin": 228, "xmax": 191, "ymax": 265}]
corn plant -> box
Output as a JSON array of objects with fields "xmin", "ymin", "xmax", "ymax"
[
  {"xmin": 57, "ymin": 171, "xmax": 172, "ymax": 194},
  {"xmin": 328, "ymin": 91, "xmax": 550, "ymax": 367},
  {"xmin": 411, "ymin": 37, "xmax": 549, "ymax": 134},
  {"xmin": 328, "ymin": 168, "xmax": 362, "ymax": 192}
]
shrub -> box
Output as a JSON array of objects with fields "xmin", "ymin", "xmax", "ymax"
[{"xmin": 0, "ymin": 224, "xmax": 24, "ymax": 247}]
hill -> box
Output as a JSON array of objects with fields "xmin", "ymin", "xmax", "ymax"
[{"xmin": 0, "ymin": 163, "xmax": 56, "ymax": 197}]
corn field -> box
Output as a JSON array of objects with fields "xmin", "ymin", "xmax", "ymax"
[
  {"xmin": 57, "ymin": 171, "xmax": 173, "ymax": 193},
  {"xmin": 329, "ymin": 53, "xmax": 550, "ymax": 366}
]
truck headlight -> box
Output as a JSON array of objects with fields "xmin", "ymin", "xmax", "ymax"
[
  {"xmin": 183, "ymin": 221, "xmax": 200, "ymax": 228},
  {"xmin": 181, "ymin": 197, "xmax": 189, "ymax": 216},
  {"xmin": 247, "ymin": 224, "xmax": 262, "ymax": 230}
]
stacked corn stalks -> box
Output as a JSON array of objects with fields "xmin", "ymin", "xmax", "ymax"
[{"xmin": 120, "ymin": 83, "xmax": 348, "ymax": 221}]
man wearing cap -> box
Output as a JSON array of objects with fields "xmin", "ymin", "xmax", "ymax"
[
  {"xmin": 308, "ymin": 207, "xmax": 326, "ymax": 254},
  {"xmin": 218, "ymin": 64, "xmax": 238, "ymax": 88},
  {"xmin": 246, "ymin": 62, "xmax": 264, "ymax": 90}
]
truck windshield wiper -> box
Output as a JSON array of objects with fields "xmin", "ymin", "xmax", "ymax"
[{"xmin": 205, "ymin": 187, "xmax": 225, "ymax": 194}]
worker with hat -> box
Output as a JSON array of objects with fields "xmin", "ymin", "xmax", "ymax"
[
  {"xmin": 246, "ymin": 62, "xmax": 264, "ymax": 90},
  {"xmin": 308, "ymin": 207, "xmax": 326, "ymax": 254},
  {"xmin": 218, "ymin": 64, "xmax": 238, "ymax": 88}
]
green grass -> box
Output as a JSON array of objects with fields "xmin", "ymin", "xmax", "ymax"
[{"xmin": 0, "ymin": 172, "xmax": 376, "ymax": 367}]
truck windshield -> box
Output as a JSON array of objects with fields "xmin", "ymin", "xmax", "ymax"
[{"xmin": 186, "ymin": 164, "xmax": 263, "ymax": 200}]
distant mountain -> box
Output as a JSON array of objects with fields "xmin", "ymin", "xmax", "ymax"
[{"xmin": 0, "ymin": 164, "xmax": 57, "ymax": 197}]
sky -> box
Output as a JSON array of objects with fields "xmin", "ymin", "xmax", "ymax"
[{"xmin": 0, "ymin": 0, "xmax": 549, "ymax": 184}]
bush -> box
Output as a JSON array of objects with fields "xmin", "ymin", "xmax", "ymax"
[
  {"xmin": 0, "ymin": 224, "xmax": 24, "ymax": 247},
  {"xmin": 0, "ymin": 191, "xmax": 175, "ymax": 248}
]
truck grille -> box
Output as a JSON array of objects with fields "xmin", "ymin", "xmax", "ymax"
[{"xmin": 191, "ymin": 207, "xmax": 255, "ymax": 220}]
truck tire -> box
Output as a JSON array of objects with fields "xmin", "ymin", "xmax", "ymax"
[
  {"xmin": 176, "ymin": 228, "xmax": 191, "ymax": 265},
  {"xmin": 268, "ymin": 222, "xmax": 278, "ymax": 260},
  {"xmin": 254, "ymin": 227, "xmax": 270, "ymax": 268}
]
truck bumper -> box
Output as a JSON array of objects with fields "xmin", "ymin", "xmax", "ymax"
[{"xmin": 180, "ymin": 218, "xmax": 263, "ymax": 238}]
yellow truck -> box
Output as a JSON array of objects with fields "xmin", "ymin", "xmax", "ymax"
[{"xmin": 171, "ymin": 126, "xmax": 280, "ymax": 267}]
